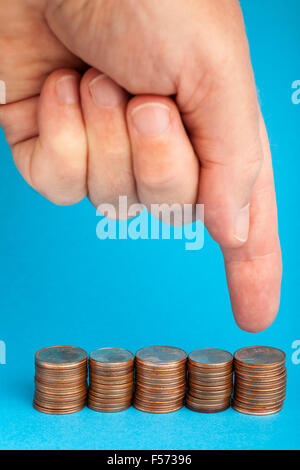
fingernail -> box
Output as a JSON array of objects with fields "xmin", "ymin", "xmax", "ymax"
[
  {"xmin": 89, "ymin": 74, "xmax": 125, "ymax": 108},
  {"xmin": 56, "ymin": 76, "xmax": 79, "ymax": 105},
  {"xmin": 234, "ymin": 204, "xmax": 250, "ymax": 242},
  {"xmin": 131, "ymin": 103, "xmax": 170, "ymax": 136}
]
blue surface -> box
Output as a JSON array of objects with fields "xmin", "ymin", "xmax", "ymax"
[{"xmin": 0, "ymin": 0, "xmax": 299, "ymax": 450}]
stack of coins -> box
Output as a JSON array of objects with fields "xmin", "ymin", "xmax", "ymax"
[
  {"xmin": 232, "ymin": 346, "xmax": 287, "ymax": 415},
  {"xmin": 186, "ymin": 349, "xmax": 233, "ymax": 413},
  {"xmin": 34, "ymin": 346, "xmax": 88, "ymax": 414},
  {"xmin": 88, "ymin": 348, "xmax": 134, "ymax": 412},
  {"xmin": 134, "ymin": 346, "xmax": 187, "ymax": 413}
]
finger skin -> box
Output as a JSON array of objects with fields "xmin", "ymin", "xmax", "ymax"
[
  {"xmin": 0, "ymin": 96, "xmax": 39, "ymax": 148},
  {"xmin": 80, "ymin": 68, "xmax": 138, "ymax": 217},
  {"xmin": 11, "ymin": 69, "xmax": 87, "ymax": 205},
  {"xmin": 127, "ymin": 95, "xmax": 199, "ymax": 223},
  {"xmin": 222, "ymin": 114, "xmax": 282, "ymax": 332}
]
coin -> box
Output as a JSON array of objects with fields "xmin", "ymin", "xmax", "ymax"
[
  {"xmin": 88, "ymin": 347, "xmax": 134, "ymax": 413},
  {"xmin": 132, "ymin": 401, "xmax": 184, "ymax": 414},
  {"xmin": 135, "ymin": 346, "xmax": 187, "ymax": 365},
  {"xmin": 231, "ymin": 401, "xmax": 283, "ymax": 416},
  {"xmin": 186, "ymin": 349, "xmax": 233, "ymax": 413},
  {"xmin": 33, "ymin": 346, "xmax": 88, "ymax": 415},
  {"xmin": 186, "ymin": 403, "xmax": 230, "ymax": 414},
  {"xmin": 234, "ymin": 346, "xmax": 286, "ymax": 367},
  {"xmin": 232, "ymin": 346, "xmax": 287, "ymax": 415},
  {"xmin": 36, "ymin": 346, "xmax": 87, "ymax": 367},
  {"xmin": 188, "ymin": 349, "xmax": 233, "ymax": 368},
  {"xmin": 134, "ymin": 346, "xmax": 187, "ymax": 413},
  {"xmin": 90, "ymin": 348, "xmax": 134, "ymax": 366}
]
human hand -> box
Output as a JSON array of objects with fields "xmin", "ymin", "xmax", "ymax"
[{"xmin": 0, "ymin": 0, "xmax": 282, "ymax": 332}]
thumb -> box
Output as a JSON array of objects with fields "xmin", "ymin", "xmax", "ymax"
[
  {"xmin": 180, "ymin": 78, "xmax": 263, "ymax": 247},
  {"xmin": 178, "ymin": 30, "xmax": 263, "ymax": 248}
]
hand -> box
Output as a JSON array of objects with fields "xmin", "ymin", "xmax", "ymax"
[{"xmin": 0, "ymin": 0, "xmax": 282, "ymax": 332}]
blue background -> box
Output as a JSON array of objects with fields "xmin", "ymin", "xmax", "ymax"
[{"xmin": 0, "ymin": 0, "xmax": 299, "ymax": 450}]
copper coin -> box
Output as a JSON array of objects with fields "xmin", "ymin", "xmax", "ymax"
[
  {"xmin": 134, "ymin": 390, "xmax": 185, "ymax": 400},
  {"xmin": 89, "ymin": 347, "xmax": 134, "ymax": 366},
  {"xmin": 189, "ymin": 388, "xmax": 232, "ymax": 399},
  {"xmin": 33, "ymin": 399, "xmax": 86, "ymax": 411},
  {"xmin": 35, "ymin": 346, "xmax": 87, "ymax": 368},
  {"xmin": 189, "ymin": 379, "xmax": 233, "ymax": 388},
  {"xmin": 136, "ymin": 360, "xmax": 186, "ymax": 369},
  {"xmin": 88, "ymin": 396, "xmax": 133, "ymax": 405},
  {"xmin": 133, "ymin": 401, "xmax": 184, "ymax": 414},
  {"xmin": 89, "ymin": 375, "xmax": 133, "ymax": 385},
  {"xmin": 186, "ymin": 399, "xmax": 230, "ymax": 409},
  {"xmin": 33, "ymin": 402, "xmax": 85, "ymax": 415},
  {"xmin": 88, "ymin": 402, "xmax": 131, "ymax": 412},
  {"xmin": 234, "ymin": 369, "xmax": 286, "ymax": 381},
  {"xmin": 88, "ymin": 386, "xmax": 133, "ymax": 396},
  {"xmin": 88, "ymin": 403, "xmax": 131, "ymax": 410},
  {"xmin": 87, "ymin": 396, "xmax": 132, "ymax": 405},
  {"xmin": 136, "ymin": 368, "xmax": 186, "ymax": 378},
  {"xmin": 186, "ymin": 393, "xmax": 229, "ymax": 405},
  {"xmin": 234, "ymin": 361, "xmax": 286, "ymax": 372},
  {"xmin": 235, "ymin": 384, "xmax": 286, "ymax": 394},
  {"xmin": 136, "ymin": 377, "xmax": 186, "ymax": 387},
  {"xmin": 188, "ymin": 349, "xmax": 233, "ymax": 368},
  {"xmin": 234, "ymin": 372, "xmax": 286, "ymax": 383},
  {"xmin": 234, "ymin": 346, "xmax": 285, "ymax": 368},
  {"xmin": 234, "ymin": 395, "xmax": 285, "ymax": 406},
  {"xmin": 234, "ymin": 383, "xmax": 286, "ymax": 394},
  {"xmin": 231, "ymin": 401, "xmax": 283, "ymax": 416},
  {"xmin": 136, "ymin": 376, "xmax": 185, "ymax": 385},
  {"xmin": 188, "ymin": 369, "xmax": 233, "ymax": 379},
  {"xmin": 34, "ymin": 379, "xmax": 87, "ymax": 391},
  {"xmin": 234, "ymin": 382, "xmax": 286, "ymax": 393},
  {"xmin": 136, "ymin": 382, "xmax": 186, "ymax": 392},
  {"xmin": 189, "ymin": 371, "xmax": 233, "ymax": 381},
  {"xmin": 34, "ymin": 389, "xmax": 87, "ymax": 400},
  {"xmin": 135, "ymin": 346, "xmax": 187, "ymax": 366},
  {"xmin": 232, "ymin": 399, "xmax": 285, "ymax": 410},
  {"xmin": 90, "ymin": 370, "xmax": 133, "ymax": 379},
  {"xmin": 134, "ymin": 394, "xmax": 184, "ymax": 403},
  {"xmin": 232, "ymin": 398, "xmax": 284, "ymax": 412},
  {"xmin": 186, "ymin": 402, "xmax": 230, "ymax": 413}
]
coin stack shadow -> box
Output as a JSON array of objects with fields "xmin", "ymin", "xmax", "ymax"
[
  {"xmin": 134, "ymin": 346, "xmax": 187, "ymax": 413},
  {"xmin": 88, "ymin": 348, "xmax": 134, "ymax": 412},
  {"xmin": 186, "ymin": 349, "xmax": 233, "ymax": 413},
  {"xmin": 232, "ymin": 346, "xmax": 287, "ymax": 415},
  {"xmin": 34, "ymin": 346, "xmax": 88, "ymax": 415}
]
